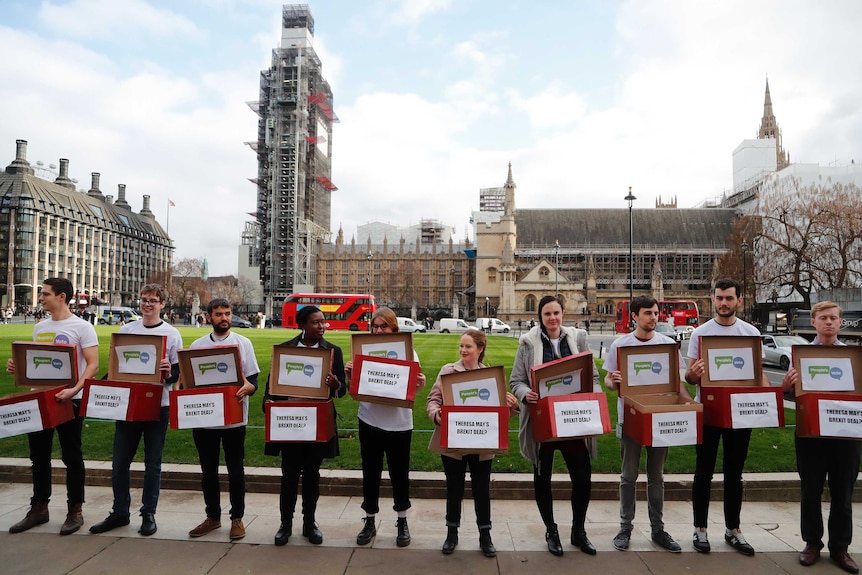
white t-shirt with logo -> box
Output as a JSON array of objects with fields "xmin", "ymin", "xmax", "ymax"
[
  {"xmin": 33, "ymin": 315, "xmax": 99, "ymax": 400},
  {"xmin": 120, "ymin": 319, "xmax": 183, "ymax": 407},
  {"xmin": 190, "ymin": 331, "xmax": 260, "ymax": 428}
]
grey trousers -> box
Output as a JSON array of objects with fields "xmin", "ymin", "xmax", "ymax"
[{"xmin": 618, "ymin": 425, "xmax": 668, "ymax": 533}]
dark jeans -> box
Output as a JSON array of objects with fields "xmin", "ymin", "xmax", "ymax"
[
  {"xmin": 797, "ymin": 435, "xmax": 861, "ymax": 549},
  {"xmin": 358, "ymin": 419, "xmax": 412, "ymax": 514},
  {"xmin": 27, "ymin": 399, "xmax": 85, "ymax": 505},
  {"xmin": 279, "ymin": 443, "xmax": 325, "ymax": 523},
  {"xmin": 442, "ymin": 454, "xmax": 492, "ymax": 528},
  {"xmin": 533, "ymin": 442, "xmax": 591, "ymax": 529},
  {"xmin": 111, "ymin": 407, "xmax": 170, "ymax": 516},
  {"xmin": 192, "ymin": 426, "xmax": 246, "ymax": 520},
  {"xmin": 692, "ymin": 425, "xmax": 752, "ymax": 529}
]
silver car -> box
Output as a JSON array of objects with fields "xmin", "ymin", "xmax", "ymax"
[{"xmin": 760, "ymin": 334, "xmax": 809, "ymax": 370}]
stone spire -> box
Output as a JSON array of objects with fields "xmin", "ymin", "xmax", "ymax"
[
  {"xmin": 758, "ymin": 78, "xmax": 789, "ymax": 169},
  {"xmin": 503, "ymin": 162, "xmax": 516, "ymax": 216}
]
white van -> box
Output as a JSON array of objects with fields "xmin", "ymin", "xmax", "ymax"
[
  {"xmin": 396, "ymin": 317, "xmax": 426, "ymax": 333},
  {"xmin": 439, "ymin": 318, "xmax": 470, "ymax": 334},
  {"xmin": 475, "ymin": 318, "xmax": 511, "ymax": 334}
]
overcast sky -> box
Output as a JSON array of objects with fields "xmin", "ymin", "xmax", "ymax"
[{"xmin": 2, "ymin": 0, "xmax": 860, "ymax": 276}]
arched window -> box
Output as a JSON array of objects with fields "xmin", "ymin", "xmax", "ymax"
[
  {"xmin": 525, "ymin": 294, "xmax": 537, "ymax": 312},
  {"xmin": 487, "ymin": 267, "xmax": 497, "ymax": 284}
]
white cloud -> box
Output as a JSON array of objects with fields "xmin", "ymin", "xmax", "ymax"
[
  {"xmin": 385, "ymin": 0, "xmax": 454, "ymax": 26},
  {"xmin": 38, "ymin": 0, "xmax": 202, "ymax": 40}
]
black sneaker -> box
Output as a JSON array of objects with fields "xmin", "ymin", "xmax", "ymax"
[
  {"xmin": 725, "ymin": 530, "xmax": 755, "ymax": 556},
  {"xmin": 89, "ymin": 512, "xmax": 130, "ymax": 534},
  {"xmin": 613, "ymin": 529, "xmax": 632, "ymax": 551},
  {"xmin": 652, "ymin": 530, "xmax": 682, "ymax": 553},
  {"xmin": 693, "ymin": 529, "xmax": 711, "ymax": 553}
]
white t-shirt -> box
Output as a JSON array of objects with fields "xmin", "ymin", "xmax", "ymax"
[
  {"xmin": 190, "ymin": 331, "xmax": 260, "ymax": 428},
  {"xmin": 119, "ymin": 319, "xmax": 183, "ymax": 406},
  {"xmin": 605, "ymin": 331, "xmax": 681, "ymax": 425},
  {"xmin": 687, "ymin": 317, "xmax": 761, "ymax": 402},
  {"xmin": 33, "ymin": 314, "xmax": 99, "ymax": 400},
  {"xmin": 358, "ymin": 350, "xmax": 421, "ymax": 432}
]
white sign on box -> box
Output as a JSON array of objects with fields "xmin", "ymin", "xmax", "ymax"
[
  {"xmin": 269, "ymin": 405, "xmax": 318, "ymax": 441},
  {"xmin": 818, "ymin": 399, "xmax": 862, "ymax": 438},
  {"xmin": 445, "ymin": 410, "xmax": 500, "ymax": 449},
  {"xmin": 538, "ymin": 369, "xmax": 583, "ymax": 398},
  {"xmin": 175, "ymin": 392, "xmax": 225, "ymax": 428},
  {"xmin": 450, "ymin": 376, "xmax": 502, "ymax": 405},
  {"xmin": 0, "ymin": 399, "xmax": 44, "ymax": 438},
  {"xmin": 730, "ymin": 391, "xmax": 779, "ymax": 428},
  {"xmin": 357, "ymin": 360, "xmax": 412, "ymax": 400},
  {"xmin": 706, "ymin": 347, "xmax": 756, "ymax": 381},
  {"xmin": 86, "ymin": 385, "xmax": 131, "ymax": 420},
  {"xmin": 359, "ymin": 341, "xmax": 408, "ymax": 361},
  {"xmin": 114, "ymin": 344, "xmax": 159, "ymax": 376},
  {"xmin": 24, "ymin": 349, "xmax": 73, "ymax": 380},
  {"xmin": 800, "ymin": 358, "xmax": 855, "ymax": 392},
  {"xmin": 625, "ymin": 352, "xmax": 672, "ymax": 387},
  {"xmin": 189, "ymin": 353, "xmax": 239, "ymax": 386},
  {"xmin": 553, "ymin": 399, "xmax": 604, "ymax": 437},
  {"xmin": 650, "ymin": 410, "xmax": 698, "ymax": 447},
  {"xmin": 277, "ymin": 353, "xmax": 325, "ymax": 389}
]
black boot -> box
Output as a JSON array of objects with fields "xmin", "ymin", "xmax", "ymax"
[
  {"xmin": 442, "ymin": 526, "xmax": 458, "ymax": 555},
  {"xmin": 479, "ymin": 527, "xmax": 496, "ymax": 557},
  {"xmin": 302, "ymin": 518, "xmax": 323, "ymax": 545},
  {"xmin": 571, "ymin": 525, "xmax": 597, "ymax": 555},
  {"xmin": 396, "ymin": 517, "xmax": 411, "ymax": 547},
  {"xmin": 546, "ymin": 523, "xmax": 563, "ymax": 556},
  {"xmin": 274, "ymin": 518, "xmax": 292, "ymax": 546}
]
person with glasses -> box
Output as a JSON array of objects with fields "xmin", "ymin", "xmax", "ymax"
[
  {"xmin": 89, "ymin": 284, "xmax": 182, "ymax": 537},
  {"xmin": 264, "ymin": 305, "xmax": 346, "ymax": 546},
  {"xmin": 346, "ymin": 306, "xmax": 426, "ymax": 548}
]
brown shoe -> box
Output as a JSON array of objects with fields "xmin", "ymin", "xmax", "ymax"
[
  {"xmin": 831, "ymin": 548, "xmax": 860, "ymax": 574},
  {"xmin": 60, "ymin": 503, "xmax": 84, "ymax": 536},
  {"xmin": 9, "ymin": 502, "xmax": 49, "ymax": 534},
  {"xmin": 189, "ymin": 517, "xmax": 221, "ymax": 537},
  {"xmin": 799, "ymin": 543, "xmax": 821, "ymax": 566},
  {"xmin": 229, "ymin": 519, "xmax": 245, "ymax": 540}
]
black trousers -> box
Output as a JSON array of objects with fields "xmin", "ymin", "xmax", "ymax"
[
  {"xmin": 27, "ymin": 399, "xmax": 84, "ymax": 505},
  {"xmin": 192, "ymin": 426, "xmax": 246, "ymax": 520},
  {"xmin": 359, "ymin": 419, "xmax": 412, "ymax": 514},
  {"xmin": 279, "ymin": 442, "xmax": 325, "ymax": 523},
  {"xmin": 533, "ymin": 441, "xmax": 591, "ymax": 529},
  {"xmin": 797, "ymin": 435, "xmax": 861, "ymax": 550},
  {"xmin": 442, "ymin": 454, "xmax": 492, "ymax": 528},
  {"xmin": 692, "ymin": 425, "xmax": 752, "ymax": 529}
]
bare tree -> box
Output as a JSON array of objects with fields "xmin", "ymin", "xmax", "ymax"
[
  {"xmin": 237, "ymin": 276, "xmax": 261, "ymax": 304},
  {"xmin": 168, "ymin": 257, "xmax": 209, "ymax": 307}
]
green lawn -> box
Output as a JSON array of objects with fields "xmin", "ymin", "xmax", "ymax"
[{"xmin": 0, "ymin": 324, "xmax": 800, "ymax": 473}]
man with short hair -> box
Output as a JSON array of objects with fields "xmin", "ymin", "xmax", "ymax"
[
  {"xmin": 6, "ymin": 277, "xmax": 99, "ymax": 535},
  {"xmin": 89, "ymin": 284, "xmax": 182, "ymax": 537},
  {"xmin": 685, "ymin": 278, "xmax": 769, "ymax": 555},
  {"xmin": 782, "ymin": 301, "xmax": 860, "ymax": 573},
  {"xmin": 187, "ymin": 298, "xmax": 259, "ymax": 541},
  {"xmin": 605, "ymin": 295, "xmax": 690, "ymax": 553}
]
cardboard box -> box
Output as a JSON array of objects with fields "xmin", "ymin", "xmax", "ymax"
[
  {"xmin": 350, "ymin": 332, "xmax": 414, "ymax": 362},
  {"xmin": 81, "ymin": 380, "xmax": 162, "ymax": 421},
  {"xmin": 440, "ymin": 366, "xmax": 507, "ymax": 407},
  {"xmin": 793, "ymin": 345, "xmax": 862, "ymax": 439},
  {"xmin": 178, "ymin": 346, "xmax": 243, "ymax": 389},
  {"xmin": 268, "ymin": 345, "xmax": 332, "ymax": 399},
  {"xmin": 700, "ymin": 335, "xmax": 782, "ymax": 429},
  {"xmin": 619, "ymin": 343, "xmax": 703, "ymax": 446},
  {"xmin": 12, "ymin": 341, "xmax": 78, "ymax": 389},
  {"xmin": 108, "ymin": 333, "xmax": 167, "ymax": 384},
  {"xmin": 0, "ymin": 387, "xmax": 75, "ymax": 438},
  {"xmin": 440, "ymin": 405, "xmax": 509, "ymax": 454},
  {"xmin": 265, "ymin": 400, "xmax": 336, "ymax": 442},
  {"xmin": 349, "ymin": 354, "xmax": 420, "ymax": 408},
  {"xmin": 530, "ymin": 392, "xmax": 611, "ymax": 443},
  {"xmin": 530, "ymin": 351, "xmax": 594, "ymax": 398},
  {"xmin": 169, "ymin": 386, "xmax": 244, "ymax": 429}
]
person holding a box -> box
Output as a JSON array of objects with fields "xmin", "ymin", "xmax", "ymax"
[
  {"xmin": 427, "ymin": 328, "xmax": 518, "ymax": 557},
  {"xmin": 509, "ymin": 295, "xmax": 599, "ymax": 557},
  {"xmin": 685, "ymin": 278, "xmax": 768, "ymax": 555},
  {"xmin": 604, "ymin": 295, "xmax": 690, "ymax": 553},
  {"xmin": 264, "ymin": 305, "xmax": 346, "ymax": 546},
  {"xmin": 89, "ymin": 284, "xmax": 182, "ymax": 537},
  {"xmin": 6, "ymin": 277, "xmax": 99, "ymax": 536},
  {"xmin": 781, "ymin": 301, "xmax": 861, "ymax": 573},
  {"xmin": 346, "ymin": 306, "xmax": 426, "ymax": 548},
  {"xmin": 187, "ymin": 298, "xmax": 259, "ymax": 541}
]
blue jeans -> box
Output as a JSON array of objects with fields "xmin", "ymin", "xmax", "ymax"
[{"xmin": 111, "ymin": 407, "xmax": 170, "ymax": 516}]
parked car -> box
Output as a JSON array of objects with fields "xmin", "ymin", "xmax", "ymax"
[
  {"xmin": 475, "ymin": 317, "xmax": 511, "ymax": 334},
  {"xmin": 231, "ymin": 315, "xmax": 253, "ymax": 328},
  {"xmin": 761, "ymin": 334, "xmax": 809, "ymax": 370},
  {"xmin": 674, "ymin": 325, "xmax": 695, "ymax": 340},
  {"xmin": 655, "ymin": 322, "xmax": 682, "ymax": 342},
  {"xmin": 439, "ymin": 318, "xmax": 470, "ymax": 334},
  {"xmin": 396, "ymin": 317, "xmax": 426, "ymax": 333}
]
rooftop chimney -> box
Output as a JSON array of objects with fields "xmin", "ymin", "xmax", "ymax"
[
  {"xmin": 54, "ymin": 158, "xmax": 75, "ymax": 189},
  {"xmin": 5, "ymin": 139, "xmax": 35, "ymax": 175},
  {"xmin": 114, "ymin": 183, "xmax": 130, "ymax": 207},
  {"xmin": 87, "ymin": 172, "xmax": 104, "ymax": 198},
  {"xmin": 140, "ymin": 194, "xmax": 153, "ymax": 217},
  {"xmin": 105, "ymin": 195, "xmax": 114, "ymax": 204}
]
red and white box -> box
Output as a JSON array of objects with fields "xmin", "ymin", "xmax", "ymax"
[
  {"xmin": 265, "ymin": 400, "xmax": 336, "ymax": 442},
  {"xmin": 619, "ymin": 343, "xmax": 703, "ymax": 446},
  {"xmin": 81, "ymin": 380, "xmax": 162, "ymax": 422},
  {"xmin": 530, "ymin": 351, "xmax": 595, "ymax": 398},
  {"xmin": 108, "ymin": 333, "xmax": 167, "ymax": 383},
  {"xmin": 11, "ymin": 341, "xmax": 78, "ymax": 389},
  {"xmin": 440, "ymin": 405, "xmax": 509, "ymax": 455},
  {"xmin": 793, "ymin": 345, "xmax": 862, "ymax": 439},
  {"xmin": 0, "ymin": 387, "xmax": 75, "ymax": 439},
  {"xmin": 531, "ymin": 392, "xmax": 611, "ymax": 443},
  {"xmin": 169, "ymin": 386, "xmax": 244, "ymax": 429},
  {"xmin": 349, "ymin": 354, "xmax": 420, "ymax": 408}
]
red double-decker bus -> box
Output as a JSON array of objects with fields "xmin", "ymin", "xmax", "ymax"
[
  {"xmin": 281, "ymin": 293, "xmax": 376, "ymax": 331},
  {"xmin": 615, "ymin": 299, "xmax": 699, "ymax": 333}
]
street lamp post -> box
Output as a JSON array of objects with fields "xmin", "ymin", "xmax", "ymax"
[
  {"xmin": 625, "ymin": 187, "xmax": 637, "ymax": 332},
  {"xmin": 485, "ymin": 296, "xmax": 490, "ymax": 317},
  {"xmin": 554, "ymin": 239, "xmax": 560, "ymax": 297},
  {"xmin": 366, "ymin": 251, "xmax": 373, "ymax": 298},
  {"xmin": 741, "ymin": 239, "xmax": 748, "ymax": 321}
]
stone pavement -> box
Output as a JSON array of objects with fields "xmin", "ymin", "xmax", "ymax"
[{"xmin": 0, "ymin": 465, "xmax": 858, "ymax": 574}]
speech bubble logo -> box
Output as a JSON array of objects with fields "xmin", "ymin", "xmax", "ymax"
[
  {"xmin": 830, "ymin": 367, "xmax": 844, "ymax": 380},
  {"xmin": 633, "ymin": 361, "xmax": 653, "ymax": 375},
  {"xmin": 545, "ymin": 377, "xmax": 563, "ymax": 391},
  {"xmin": 216, "ymin": 362, "xmax": 228, "ymax": 373},
  {"xmin": 32, "ymin": 356, "xmax": 52, "ymax": 369},
  {"xmin": 51, "ymin": 358, "xmax": 63, "ymax": 369},
  {"xmin": 303, "ymin": 365, "xmax": 315, "ymax": 377},
  {"xmin": 459, "ymin": 388, "xmax": 479, "ymax": 403},
  {"xmin": 54, "ymin": 335, "xmax": 70, "ymax": 344},
  {"xmin": 387, "ymin": 350, "xmax": 398, "ymax": 359},
  {"xmin": 714, "ymin": 355, "xmax": 733, "ymax": 369},
  {"xmin": 368, "ymin": 350, "xmax": 388, "ymax": 358},
  {"xmin": 651, "ymin": 362, "xmax": 662, "ymax": 374},
  {"xmin": 123, "ymin": 350, "xmax": 141, "ymax": 362},
  {"xmin": 732, "ymin": 356, "xmax": 745, "ymax": 369},
  {"xmin": 285, "ymin": 361, "xmax": 304, "ymax": 375},
  {"xmin": 198, "ymin": 361, "xmax": 217, "ymax": 374},
  {"xmin": 808, "ymin": 365, "xmax": 830, "ymax": 379},
  {"xmin": 478, "ymin": 388, "xmax": 491, "ymax": 401},
  {"xmin": 139, "ymin": 352, "xmax": 150, "ymax": 364},
  {"xmin": 562, "ymin": 375, "xmax": 573, "ymax": 386}
]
